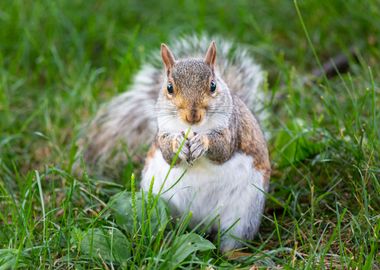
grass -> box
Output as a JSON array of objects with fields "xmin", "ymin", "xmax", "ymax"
[{"xmin": 0, "ymin": 0, "xmax": 379, "ymax": 268}]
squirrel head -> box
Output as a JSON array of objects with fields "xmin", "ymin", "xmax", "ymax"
[{"xmin": 157, "ymin": 41, "xmax": 233, "ymax": 133}]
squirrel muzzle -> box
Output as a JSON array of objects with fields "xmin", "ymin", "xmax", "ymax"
[{"xmin": 181, "ymin": 108, "xmax": 205, "ymax": 125}]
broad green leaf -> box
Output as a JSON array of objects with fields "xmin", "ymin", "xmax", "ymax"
[
  {"xmin": 72, "ymin": 227, "xmax": 131, "ymax": 263},
  {"xmin": 273, "ymin": 118, "xmax": 327, "ymax": 167},
  {"xmin": 163, "ymin": 233, "xmax": 216, "ymax": 268},
  {"xmin": 108, "ymin": 191, "xmax": 169, "ymax": 234},
  {"xmin": 0, "ymin": 249, "xmax": 28, "ymax": 270}
]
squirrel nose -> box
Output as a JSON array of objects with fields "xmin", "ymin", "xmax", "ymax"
[{"xmin": 185, "ymin": 109, "xmax": 202, "ymax": 124}]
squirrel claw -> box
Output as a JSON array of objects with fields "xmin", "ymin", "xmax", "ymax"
[
  {"xmin": 173, "ymin": 134, "xmax": 191, "ymax": 163},
  {"xmin": 188, "ymin": 134, "xmax": 208, "ymax": 162}
]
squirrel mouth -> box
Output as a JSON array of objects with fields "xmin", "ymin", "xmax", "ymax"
[
  {"xmin": 183, "ymin": 115, "xmax": 204, "ymax": 126},
  {"xmin": 180, "ymin": 115, "xmax": 206, "ymax": 127},
  {"xmin": 180, "ymin": 108, "xmax": 205, "ymax": 125}
]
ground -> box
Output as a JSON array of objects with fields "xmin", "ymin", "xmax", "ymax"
[{"xmin": 0, "ymin": 0, "xmax": 379, "ymax": 269}]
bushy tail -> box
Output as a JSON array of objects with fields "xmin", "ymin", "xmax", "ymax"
[{"xmin": 77, "ymin": 34, "xmax": 268, "ymax": 175}]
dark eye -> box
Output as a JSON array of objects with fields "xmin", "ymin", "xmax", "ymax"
[
  {"xmin": 167, "ymin": 83, "xmax": 174, "ymax": 94},
  {"xmin": 210, "ymin": 80, "xmax": 217, "ymax": 93}
]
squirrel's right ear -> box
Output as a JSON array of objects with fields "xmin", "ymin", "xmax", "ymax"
[
  {"xmin": 161, "ymin": 43, "xmax": 176, "ymax": 72},
  {"xmin": 204, "ymin": 41, "xmax": 217, "ymax": 70}
]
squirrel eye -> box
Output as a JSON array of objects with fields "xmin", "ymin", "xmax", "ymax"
[
  {"xmin": 167, "ymin": 83, "xmax": 174, "ymax": 94},
  {"xmin": 210, "ymin": 80, "xmax": 217, "ymax": 93}
]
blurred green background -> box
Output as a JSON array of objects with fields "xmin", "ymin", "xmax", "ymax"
[
  {"xmin": 0, "ymin": 0, "xmax": 379, "ymax": 268},
  {"xmin": 1, "ymin": 0, "xmax": 379, "ymax": 171}
]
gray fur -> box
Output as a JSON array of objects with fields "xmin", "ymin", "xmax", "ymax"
[{"xmin": 77, "ymin": 34, "xmax": 267, "ymax": 174}]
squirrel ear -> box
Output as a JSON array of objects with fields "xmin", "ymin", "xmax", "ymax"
[
  {"xmin": 161, "ymin": 43, "xmax": 176, "ymax": 72},
  {"xmin": 204, "ymin": 41, "xmax": 217, "ymax": 69}
]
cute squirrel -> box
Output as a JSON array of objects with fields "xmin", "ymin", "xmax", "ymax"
[{"xmin": 79, "ymin": 35, "xmax": 271, "ymax": 252}]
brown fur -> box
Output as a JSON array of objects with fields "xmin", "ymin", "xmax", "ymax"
[
  {"xmin": 155, "ymin": 133, "xmax": 182, "ymax": 165},
  {"xmin": 195, "ymin": 95, "xmax": 271, "ymax": 189},
  {"xmin": 234, "ymin": 98, "xmax": 271, "ymax": 187},
  {"xmin": 145, "ymin": 143, "xmax": 157, "ymax": 162},
  {"xmin": 78, "ymin": 36, "xmax": 268, "ymax": 178},
  {"xmin": 155, "ymin": 43, "xmax": 270, "ymax": 187},
  {"xmin": 154, "ymin": 94, "xmax": 271, "ymax": 188},
  {"xmin": 167, "ymin": 59, "xmax": 215, "ymax": 125}
]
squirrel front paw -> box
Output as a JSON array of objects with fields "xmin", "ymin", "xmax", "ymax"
[
  {"xmin": 188, "ymin": 134, "xmax": 209, "ymax": 163},
  {"xmin": 172, "ymin": 133, "xmax": 190, "ymax": 162}
]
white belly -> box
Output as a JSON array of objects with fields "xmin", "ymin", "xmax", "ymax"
[{"xmin": 141, "ymin": 149, "xmax": 266, "ymax": 237}]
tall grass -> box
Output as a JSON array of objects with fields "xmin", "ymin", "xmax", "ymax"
[{"xmin": 0, "ymin": 0, "xmax": 379, "ymax": 268}]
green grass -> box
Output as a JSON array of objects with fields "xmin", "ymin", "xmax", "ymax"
[{"xmin": 1, "ymin": 0, "xmax": 379, "ymax": 268}]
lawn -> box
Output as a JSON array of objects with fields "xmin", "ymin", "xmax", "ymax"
[{"xmin": 0, "ymin": 0, "xmax": 379, "ymax": 269}]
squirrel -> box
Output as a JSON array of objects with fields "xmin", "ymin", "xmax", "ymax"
[{"xmin": 78, "ymin": 35, "xmax": 271, "ymax": 252}]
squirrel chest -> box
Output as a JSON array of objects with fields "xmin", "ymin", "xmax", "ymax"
[{"xmin": 141, "ymin": 146, "xmax": 267, "ymax": 250}]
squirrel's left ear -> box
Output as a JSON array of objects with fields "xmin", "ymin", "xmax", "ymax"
[
  {"xmin": 161, "ymin": 43, "xmax": 176, "ymax": 73},
  {"xmin": 204, "ymin": 41, "xmax": 217, "ymax": 70}
]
